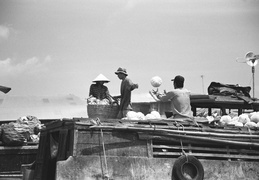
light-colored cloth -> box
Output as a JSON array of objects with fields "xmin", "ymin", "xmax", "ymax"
[{"xmin": 158, "ymin": 88, "xmax": 193, "ymax": 118}]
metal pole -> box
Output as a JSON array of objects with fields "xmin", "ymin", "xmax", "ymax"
[
  {"xmin": 252, "ymin": 66, "xmax": 255, "ymax": 99},
  {"xmin": 201, "ymin": 75, "xmax": 204, "ymax": 94}
]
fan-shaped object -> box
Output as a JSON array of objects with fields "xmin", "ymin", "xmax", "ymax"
[{"xmin": 245, "ymin": 52, "xmax": 258, "ymax": 67}]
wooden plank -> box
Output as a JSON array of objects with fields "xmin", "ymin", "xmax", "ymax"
[
  {"xmin": 152, "ymin": 144, "xmax": 259, "ymax": 155},
  {"xmin": 72, "ymin": 129, "xmax": 78, "ymax": 156},
  {"xmin": 188, "ymin": 144, "xmax": 192, "ymax": 154},
  {"xmin": 92, "ymin": 124, "xmax": 259, "ymax": 135},
  {"xmin": 75, "ymin": 128, "xmax": 148, "ymax": 157},
  {"xmin": 43, "ymin": 120, "xmax": 64, "ymax": 131},
  {"xmin": 138, "ymin": 133, "xmax": 259, "ymax": 149},
  {"xmin": 77, "ymin": 130, "xmax": 140, "ymax": 144},
  {"xmin": 0, "ymin": 153, "xmax": 36, "ymax": 172},
  {"xmin": 33, "ymin": 133, "xmax": 48, "ymax": 180},
  {"xmin": 0, "ymin": 145, "xmax": 38, "ymax": 155},
  {"xmin": 75, "ymin": 143, "xmax": 101, "ymax": 156},
  {"xmin": 57, "ymin": 129, "xmax": 68, "ymax": 161},
  {"xmin": 0, "ymin": 148, "xmax": 38, "ymax": 155},
  {"xmin": 0, "ymin": 145, "xmax": 38, "ymax": 150},
  {"xmin": 66, "ymin": 129, "xmax": 74, "ymax": 157},
  {"xmin": 147, "ymin": 140, "xmax": 153, "ymax": 158},
  {"xmin": 152, "ymin": 152, "xmax": 259, "ymax": 160},
  {"xmin": 76, "ymin": 141, "xmax": 148, "ymax": 157}
]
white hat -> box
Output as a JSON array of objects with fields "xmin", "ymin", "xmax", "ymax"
[{"xmin": 92, "ymin": 74, "xmax": 110, "ymax": 83}]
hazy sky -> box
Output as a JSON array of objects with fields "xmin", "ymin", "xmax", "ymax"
[{"xmin": 0, "ymin": 0, "xmax": 259, "ymax": 101}]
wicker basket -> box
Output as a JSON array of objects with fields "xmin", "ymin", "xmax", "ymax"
[{"xmin": 87, "ymin": 104, "xmax": 119, "ymax": 119}]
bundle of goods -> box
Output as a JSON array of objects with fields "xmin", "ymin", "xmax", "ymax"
[
  {"xmin": 87, "ymin": 97, "xmax": 119, "ymax": 119},
  {"xmin": 0, "ymin": 115, "xmax": 43, "ymax": 146}
]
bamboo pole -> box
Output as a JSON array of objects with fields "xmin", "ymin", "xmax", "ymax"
[
  {"xmin": 82, "ymin": 120, "xmax": 259, "ymax": 135},
  {"xmin": 139, "ymin": 132, "xmax": 259, "ymax": 148},
  {"xmin": 89, "ymin": 125, "xmax": 259, "ymax": 147},
  {"xmin": 89, "ymin": 125, "xmax": 259, "ymax": 139}
]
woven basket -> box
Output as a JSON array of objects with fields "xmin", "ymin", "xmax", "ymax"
[{"xmin": 87, "ymin": 104, "xmax": 119, "ymax": 119}]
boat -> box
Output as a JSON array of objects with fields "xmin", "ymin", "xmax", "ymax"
[
  {"xmin": 32, "ymin": 99, "xmax": 259, "ymax": 180},
  {"xmin": 1, "ymin": 94, "xmax": 259, "ymax": 180}
]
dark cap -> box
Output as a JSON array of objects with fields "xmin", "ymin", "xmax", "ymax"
[
  {"xmin": 171, "ymin": 75, "xmax": 184, "ymax": 82},
  {"xmin": 115, "ymin": 67, "xmax": 128, "ymax": 76}
]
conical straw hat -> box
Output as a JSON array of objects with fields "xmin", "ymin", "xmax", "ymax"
[{"xmin": 92, "ymin": 74, "xmax": 110, "ymax": 83}]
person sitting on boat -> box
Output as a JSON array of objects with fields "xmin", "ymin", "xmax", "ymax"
[
  {"xmin": 152, "ymin": 75, "xmax": 193, "ymax": 119},
  {"xmin": 88, "ymin": 74, "xmax": 113, "ymax": 104}
]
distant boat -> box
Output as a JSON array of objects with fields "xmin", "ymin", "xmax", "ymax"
[{"xmin": 0, "ymin": 85, "xmax": 11, "ymax": 94}]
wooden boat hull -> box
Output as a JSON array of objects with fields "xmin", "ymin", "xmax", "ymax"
[
  {"xmin": 33, "ymin": 119, "xmax": 259, "ymax": 180},
  {"xmin": 56, "ymin": 156, "xmax": 259, "ymax": 180}
]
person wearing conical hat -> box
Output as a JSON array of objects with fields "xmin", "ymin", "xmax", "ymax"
[{"xmin": 89, "ymin": 74, "xmax": 113, "ymax": 103}]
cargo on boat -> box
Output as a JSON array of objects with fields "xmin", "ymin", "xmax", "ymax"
[
  {"xmin": 32, "ymin": 97, "xmax": 259, "ymax": 180},
  {"xmin": 1, "ymin": 94, "xmax": 259, "ymax": 180}
]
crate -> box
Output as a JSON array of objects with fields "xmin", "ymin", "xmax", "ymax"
[{"xmin": 87, "ymin": 104, "xmax": 119, "ymax": 119}]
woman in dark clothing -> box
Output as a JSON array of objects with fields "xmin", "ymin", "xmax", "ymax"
[{"xmin": 89, "ymin": 74, "xmax": 113, "ymax": 104}]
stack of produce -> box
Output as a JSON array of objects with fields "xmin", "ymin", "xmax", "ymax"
[
  {"xmin": 209, "ymin": 111, "xmax": 259, "ymax": 129},
  {"xmin": 87, "ymin": 96, "xmax": 111, "ymax": 105},
  {"xmin": 123, "ymin": 110, "xmax": 161, "ymax": 120}
]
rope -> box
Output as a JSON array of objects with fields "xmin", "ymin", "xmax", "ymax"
[
  {"xmin": 248, "ymin": 127, "xmax": 253, "ymax": 144},
  {"xmin": 100, "ymin": 128, "xmax": 109, "ymax": 180},
  {"xmin": 177, "ymin": 123, "xmax": 188, "ymax": 162},
  {"xmin": 176, "ymin": 124, "xmax": 185, "ymax": 155},
  {"xmin": 97, "ymin": 118, "xmax": 109, "ymax": 180}
]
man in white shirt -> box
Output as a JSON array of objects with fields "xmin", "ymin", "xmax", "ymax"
[{"xmin": 153, "ymin": 75, "xmax": 193, "ymax": 119}]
